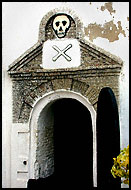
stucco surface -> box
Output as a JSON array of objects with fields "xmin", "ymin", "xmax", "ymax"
[{"xmin": 2, "ymin": 2, "xmax": 129, "ymax": 188}]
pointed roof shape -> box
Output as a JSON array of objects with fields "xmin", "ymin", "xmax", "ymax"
[{"xmin": 8, "ymin": 7, "xmax": 123, "ymax": 74}]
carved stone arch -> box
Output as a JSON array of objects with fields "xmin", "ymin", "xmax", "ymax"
[
  {"xmin": 85, "ymin": 86, "xmax": 100, "ymax": 111},
  {"xmin": 48, "ymin": 78, "xmax": 99, "ymax": 111},
  {"xmin": 19, "ymin": 78, "xmax": 99, "ymax": 123},
  {"xmin": 38, "ymin": 7, "xmax": 84, "ymax": 42},
  {"xmin": 69, "ymin": 79, "xmax": 99, "ymax": 111},
  {"xmin": 28, "ymin": 90, "xmax": 97, "ymax": 186}
]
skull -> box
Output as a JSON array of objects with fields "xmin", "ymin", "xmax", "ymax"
[{"xmin": 52, "ymin": 15, "xmax": 71, "ymax": 38}]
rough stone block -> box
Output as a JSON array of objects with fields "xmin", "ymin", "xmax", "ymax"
[
  {"xmin": 52, "ymin": 78, "xmax": 72, "ymax": 90},
  {"xmin": 71, "ymin": 79, "xmax": 89, "ymax": 96}
]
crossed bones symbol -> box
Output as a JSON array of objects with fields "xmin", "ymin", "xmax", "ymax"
[{"xmin": 52, "ymin": 44, "xmax": 72, "ymax": 62}]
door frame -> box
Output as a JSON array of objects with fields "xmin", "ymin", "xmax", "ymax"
[{"xmin": 28, "ymin": 89, "xmax": 97, "ymax": 186}]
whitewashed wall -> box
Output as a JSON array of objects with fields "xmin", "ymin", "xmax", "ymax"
[{"xmin": 2, "ymin": 2, "xmax": 129, "ymax": 188}]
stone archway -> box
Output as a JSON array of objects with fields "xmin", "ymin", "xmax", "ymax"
[
  {"xmin": 28, "ymin": 90, "xmax": 97, "ymax": 187},
  {"xmin": 6, "ymin": 6, "xmax": 123, "ymax": 188}
]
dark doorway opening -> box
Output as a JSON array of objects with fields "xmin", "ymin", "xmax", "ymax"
[
  {"xmin": 53, "ymin": 98, "xmax": 93, "ymax": 188},
  {"xmin": 27, "ymin": 98, "xmax": 93, "ymax": 189},
  {"xmin": 97, "ymin": 87, "xmax": 121, "ymax": 188}
]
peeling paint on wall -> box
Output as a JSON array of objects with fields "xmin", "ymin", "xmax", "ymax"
[
  {"xmin": 84, "ymin": 2, "xmax": 128, "ymax": 42},
  {"xmin": 84, "ymin": 20, "xmax": 126, "ymax": 42},
  {"xmin": 100, "ymin": 2, "xmax": 116, "ymax": 15}
]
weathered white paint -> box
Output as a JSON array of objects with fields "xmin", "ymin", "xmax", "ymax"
[
  {"xmin": 10, "ymin": 123, "xmax": 29, "ymax": 188},
  {"xmin": 42, "ymin": 39, "xmax": 80, "ymax": 69},
  {"xmin": 2, "ymin": 2, "xmax": 129, "ymax": 188},
  {"xmin": 29, "ymin": 90, "xmax": 97, "ymax": 187},
  {"xmin": 2, "ymin": 71, "xmax": 12, "ymax": 188}
]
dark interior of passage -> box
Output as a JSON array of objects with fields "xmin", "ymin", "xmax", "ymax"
[
  {"xmin": 53, "ymin": 98, "xmax": 93, "ymax": 188},
  {"xmin": 27, "ymin": 98, "xmax": 93, "ymax": 189}
]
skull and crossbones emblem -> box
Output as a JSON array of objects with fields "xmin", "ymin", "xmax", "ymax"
[
  {"xmin": 52, "ymin": 14, "xmax": 72, "ymax": 62},
  {"xmin": 52, "ymin": 14, "xmax": 71, "ymax": 38}
]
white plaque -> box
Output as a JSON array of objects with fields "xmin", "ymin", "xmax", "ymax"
[{"xmin": 42, "ymin": 39, "xmax": 80, "ymax": 69}]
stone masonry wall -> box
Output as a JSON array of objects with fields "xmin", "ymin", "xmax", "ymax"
[
  {"xmin": 36, "ymin": 104, "xmax": 54, "ymax": 178},
  {"xmin": 7, "ymin": 7, "xmax": 123, "ymax": 124},
  {"xmin": 12, "ymin": 68, "xmax": 120, "ymax": 123}
]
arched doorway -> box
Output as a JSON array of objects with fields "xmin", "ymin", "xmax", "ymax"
[
  {"xmin": 97, "ymin": 87, "xmax": 121, "ymax": 188},
  {"xmin": 28, "ymin": 90, "xmax": 97, "ymax": 187}
]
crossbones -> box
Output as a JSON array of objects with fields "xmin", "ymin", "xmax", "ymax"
[{"xmin": 52, "ymin": 44, "xmax": 72, "ymax": 62}]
